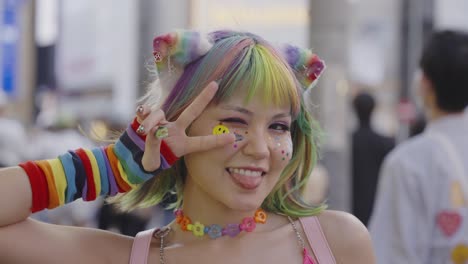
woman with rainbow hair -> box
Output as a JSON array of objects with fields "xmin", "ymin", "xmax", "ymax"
[{"xmin": 0, "ymin": 30, "xmax": 374, "ymax": 263}]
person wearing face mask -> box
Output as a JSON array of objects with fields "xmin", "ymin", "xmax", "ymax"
[{"xmin": 0, "ymin": 30, "xmax": 375, "ymax": 264}]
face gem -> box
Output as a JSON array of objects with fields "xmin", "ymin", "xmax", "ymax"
[{"xmin": 234, "ymin": 132, "xmax": 244, "ymax": 142}]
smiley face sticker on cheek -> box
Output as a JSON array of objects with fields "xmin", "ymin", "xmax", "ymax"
[{"xmin": 212, "ymin": 124, "xmax": 230, "ymax": 135}]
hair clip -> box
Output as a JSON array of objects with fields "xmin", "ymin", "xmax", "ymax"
[
  {"xmin": 153, "ymin": 30, "xmax": 214, "ymax": 76},
  {"xmin": 152, "ymin": 30, "xmax": 325, "ymax": 90},
  {"xmin": 279, "ymin": 44, "xmax": 326, "ymax": 90}
]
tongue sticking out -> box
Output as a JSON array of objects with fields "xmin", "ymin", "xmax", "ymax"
[{"xmin": 230, "ymin": 172, "xmax": 262, "ymax": 190}]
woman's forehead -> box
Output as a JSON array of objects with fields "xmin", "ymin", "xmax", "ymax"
[{"xmin": 213, "ymin": 88, "xmax": 292, "ymax": 115}]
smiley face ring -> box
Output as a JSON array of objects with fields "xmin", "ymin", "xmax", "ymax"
[{"xmin": 155, "ymin": 126, "xmax": 169, "ymax": 139}]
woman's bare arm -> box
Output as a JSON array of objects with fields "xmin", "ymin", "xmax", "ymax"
[
  {"xmin": 0, "ymin": 166, "xmax": 133, "ymax": 263},
  {"xmin": 0, "ymin": 166, "xmax": 33, "ymax": 226},
  {"xmin": 1, "ymin": 218, "xmax": 133, "ymax": 264}
]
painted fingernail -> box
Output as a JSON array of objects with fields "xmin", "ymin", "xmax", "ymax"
[
  {"xmin": 136, "ymin": 125, "xmax": 145, "ymax": 134},
  {"xmin": 136, "ymin": 105, "xmax": 144, "ymax": 114},
  {"xmin": 155, "ymin": 126, "xmax": 169, "ymax": 139}
]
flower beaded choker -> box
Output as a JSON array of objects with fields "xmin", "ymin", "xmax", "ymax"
[{"xmin": 174, "ymin": 209, "xmax": 267, "ymax": 239}]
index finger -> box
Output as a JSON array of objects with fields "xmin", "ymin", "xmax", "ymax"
[
  {"xmin": 175, "ymin": 81, "xmax": 218, "ymax": 128},
  {"xmin": 185, "ymin": 133, "xmax": 235, "ymax": 154}
]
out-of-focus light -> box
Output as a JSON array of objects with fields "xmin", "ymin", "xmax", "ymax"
[
  {"xmin": 90, "ymin": 120, "xmax": 108, "ymax": 140},
  {"xmin": 211, "ymin": 7, "xmax": 308, "ymax": 26},
  {"xmin": 35, "ymin": 0, "xmax": 58, "ymax": 46},
  {"xmin": 336, "ymin": 79, "xmax": 349, "ymax": 97}
]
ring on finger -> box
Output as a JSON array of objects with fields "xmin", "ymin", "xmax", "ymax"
[
  {"xmin": 136, "ymin": 105, "xmax": 144, "ymax": 114},
  {"xmin": 136, "ymin": 125, "xmax": 145, "ymax": 134},
  {"xmin": 155, "ymin": 126, "xmax": 169, "ymax": 139}
]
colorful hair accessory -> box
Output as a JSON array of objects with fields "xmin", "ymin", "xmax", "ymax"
[
  {"xmin": 174, "ymin": 208, "xmax": 267, "ymax": 239},
  {"xmin": 279, "ymin": 44, "xmax": 326, "ymax": 90},
  {"xmin": 152, "ymin": 30, "xmax": 326, "ymax": 93},
  {"xmin": 153, "ymin": 30, "xmax": 213, "ymax": 75}
]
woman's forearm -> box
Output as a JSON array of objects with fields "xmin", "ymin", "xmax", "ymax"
[{"xmin": 0, "ymin": 167, "xmax": 33, "ymax": 226}]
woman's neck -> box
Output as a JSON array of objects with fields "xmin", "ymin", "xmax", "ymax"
[{"xmin": 181, "ymin": 185, "xmax": 257, "ymax": 227}]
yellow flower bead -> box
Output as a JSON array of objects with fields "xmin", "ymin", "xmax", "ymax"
[
  {"xmin": 187, "ymin": 224, "xmax": 193, "ymax": 231},
  {"xmin": 192, "ymin": 222, "xmax": 205, "ymax": 237}
]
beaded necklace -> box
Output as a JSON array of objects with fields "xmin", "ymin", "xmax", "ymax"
[{"xmin": 174, "ymin": 208, "xmax": 267, "ymax": 239}]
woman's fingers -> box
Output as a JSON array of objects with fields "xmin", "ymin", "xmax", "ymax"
[
  {"xmin": 176, "ymin": 81, "xmax": 218, "ymax": 128},
  {"xmin": 135, "ymin": 105, "xmax": 151, "ymax": 123},
  {"xmin": 138, "ymin": 109, "xmax": 167, "ymax": 135},
  {"xmin": 137, "ymin": 108, "xmax": 167, "ymax": 171},
  {"xmin": 141, "ymin": 125, "xmax": 162, "ymax": 172},
  {"xmin": 185, "ymin": 133, "xmax": 235, "ymax": 154}
]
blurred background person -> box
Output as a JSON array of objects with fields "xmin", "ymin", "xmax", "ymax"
[
  {"xmin": 351, "ymin": 91, "xmax": 395, "ymax": 226},
  {"xmin": 369, "ymin": 29, "xmax": 468, "ymax": 264},
  {"xmin": 96, "ymin": 202, "xmax": 152, "ymax": 236},
  {"xmin": 409, "ymin": 112, "xmax": 427, "ymax": 137}
]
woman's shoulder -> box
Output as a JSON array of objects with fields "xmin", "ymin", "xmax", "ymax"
[{"xmin": 313, "ymin": 210, "xmax": 376, "ymax": 263}]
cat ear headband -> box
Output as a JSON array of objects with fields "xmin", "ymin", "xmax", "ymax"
[{"xmin": 153, "ymin": 30, "xmax": 326, "ymax": 90}]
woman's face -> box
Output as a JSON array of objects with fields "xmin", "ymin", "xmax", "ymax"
[{"xmin": 184, "ymin": 88, "xmax": 294, "ymax": 211}]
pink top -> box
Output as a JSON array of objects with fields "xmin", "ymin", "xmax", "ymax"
[{"xmin": 129, "ymin": 216, "xmax": 336, "ymax": 264}]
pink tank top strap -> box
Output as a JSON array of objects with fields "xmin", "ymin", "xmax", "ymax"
[
  {"xmin": 129, "ymin": 228, "xmax": 157, "ymax": 264},
  {"xmin": 299, "ymin": 216, "xmax": 336, "ymax": 264}
]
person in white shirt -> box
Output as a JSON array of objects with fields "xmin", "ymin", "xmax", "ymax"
[{"xmin": 369, "ymin": 30, "xmax": 468, "ymax": 264}]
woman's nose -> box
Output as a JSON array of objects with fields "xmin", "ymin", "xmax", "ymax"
[{"xmin": 241, "ymin": 130, "xmax": 270, "ymax": 160}]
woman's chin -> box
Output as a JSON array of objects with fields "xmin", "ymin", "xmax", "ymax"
[{"xmin": 226, "ymin": 199, "xmax": 263, "ymax": 212}]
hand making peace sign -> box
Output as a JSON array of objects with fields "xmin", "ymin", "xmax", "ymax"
[{"xmin": 135, "ymin": 81, "xmax": 235, "ymax": 172}]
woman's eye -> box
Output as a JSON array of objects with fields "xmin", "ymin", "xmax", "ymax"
[
  {"xmin": 270, "ymin": 123, "xmax": 290, "ymax": 132},
  {"xmin": 220, "ymin": 118, "xmax": 247, "ymax": 125}
]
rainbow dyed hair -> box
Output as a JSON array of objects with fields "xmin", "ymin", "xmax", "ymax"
[{"xmin": 115, "ymin": 30, "xmax": 326, "ymax": 217}]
